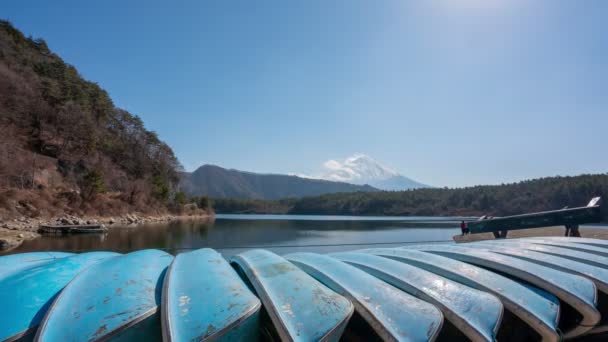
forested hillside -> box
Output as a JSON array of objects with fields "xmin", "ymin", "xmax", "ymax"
[
  {"xmin": 0, "ymin": 21, "xmax": 188, "ymax": 219},
  {"xmin": 180, "ymin": 164, "xmax": 377, "ymax": 199},
  {"xmin": 214, "ymin": 174, "xmax": 608, "ymax": 221}
]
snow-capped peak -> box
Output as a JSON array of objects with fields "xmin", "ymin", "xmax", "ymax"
[
  {"xmin": 323, "ymin": 154, "xmax": 398, "ymax": 182},
  {"xmin": 316, "ymin": 154, "xmax": 429, "ymax": 190}
]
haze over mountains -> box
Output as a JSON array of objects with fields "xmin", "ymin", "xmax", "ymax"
[
  {"xmin": 180, "ymin": 165, "xmax": 377, "ymax": 200},
  {"xmin": 181, "ymin": 155, "xmax": 430, "ymax": 200}
]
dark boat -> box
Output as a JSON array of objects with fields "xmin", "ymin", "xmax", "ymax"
[{"xmin": 467, "ymin": 197, "xmax": 602, "ymax": 235}]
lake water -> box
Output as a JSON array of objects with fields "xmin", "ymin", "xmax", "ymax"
[{"xmin": 6, "ymin": 214, "xmax": 465, "ymax": 257}]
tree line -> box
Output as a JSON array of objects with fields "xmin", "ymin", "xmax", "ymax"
[{"xmin": 213, "ymin": 174, "xmax": 608, "ymax": 221}]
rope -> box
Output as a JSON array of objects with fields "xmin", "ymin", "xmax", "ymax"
[{"xmin": 51, "ymin": 239, "xmax": 455, "ymax": 254}]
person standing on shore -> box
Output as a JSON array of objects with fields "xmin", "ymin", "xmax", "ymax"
[
  {"xmin": 460, "ymin": 221, "xmax": 469, "ymax": 235},
  {"xmin": 564, "ymin": 224, "xmax": 572, "ymax": 237}
]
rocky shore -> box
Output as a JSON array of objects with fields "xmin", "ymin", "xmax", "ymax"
[{"xmin": 0, "ymin": 213, "xmax": 213, "ymax": 252}]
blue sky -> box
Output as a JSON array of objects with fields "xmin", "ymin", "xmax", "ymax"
[{"xmin": 1, "ymin": 0, "xmax": 607, "ymax": 187}]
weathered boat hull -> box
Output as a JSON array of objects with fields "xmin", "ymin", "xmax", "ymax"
[
  {"xmin": 35, "ymin": 249, "xmax": 173, "ymax": 342},
  {"xmin": 466, "ymin": 198, "xmax": 602, "ymax": 234},
  {"xmin": 0, "ymin": 252, "xmax": 118, "ymax": 341},
  {"xmin": 331, "ymin": 251, "xmax": 503, "ymax": 342},
  {"xmin": 360, "ymin": 247, "xmax": 561, "ymax": 341},
  {"xmin": 231, "ymin": 249, "xmax": 353, "ymax": 341},
  {"xmin": 474, "ymin": 239, "xmax": 608, "ymax": 270},
  {"xmin": 523, "ymin": 238, "xmax": 608, "ymax": 258},
  {"xmin": 463, "ymin": 243, "xmax": 608, "ymax": 294},
  {"xmin": 1, "ymin": 238, "xmax": 608, "ymax": 340},
  {"xmin": 286, "ymin": 252, "xmax": 444, "ymax": 342},
  {"xmin": 408, "ymin": 244, "xmax": 600, "ymax": 338},
  {"xmin": 0, "ymin": 252, "xmax": 73, "ymax": 279},
  {"xmin": 161, "ymin": 248, "xmax": 261, "ymax": 342},
  {"xmin": 38, "ymin": 224, "xmax": 107, "ymax": 234},
  {"xmin": 528, "ymin": 236, "xmax": 608, "ymax": 249}
]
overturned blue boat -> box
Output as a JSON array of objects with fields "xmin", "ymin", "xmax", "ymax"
[
  {"xmin": 162, "ymin": 248, "xmax": 261, "ymax": 342},
  {"xmin": 0, "ymin": 251, "xmax": 118, "ymax": 341},
  {"xmin": 2, "ymin": 237, "xmax": 608, "ymax": 341},
  {"xmin": 35, "ymin": 249, "xmax": 173, "ymax": 342}
]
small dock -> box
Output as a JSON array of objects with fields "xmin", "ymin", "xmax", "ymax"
[{"xmin": 38, "ymin": 224, "xmax": 107, "ymax": 235}]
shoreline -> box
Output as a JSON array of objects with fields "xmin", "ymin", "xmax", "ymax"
[
  {"xmin": 0, "ymin": 213, "xmax": 214, "ymax": 252},
  {"xmin": 454, "ymin": 225, "xmax": 608, "ymax": 242}
]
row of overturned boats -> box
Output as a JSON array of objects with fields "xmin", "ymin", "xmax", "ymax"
[{"xmin": 2, "ymin": 236, "xmax": 608, "ymax": 341}]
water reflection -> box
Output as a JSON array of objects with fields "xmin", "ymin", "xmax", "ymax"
[{"xmin": 6, "ymin": 215, "xmax": 460, "ymax": 257}]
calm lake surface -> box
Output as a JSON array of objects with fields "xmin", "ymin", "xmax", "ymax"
[{"xmin": 7, "ymin": 214, "xmax": 465, "ymax": 257}]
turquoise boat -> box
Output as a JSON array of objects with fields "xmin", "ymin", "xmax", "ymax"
[
  {"xmin": 286, "ymin": 252, "xmax": 443, "ymax": 342},
  {"xmin": 231, "ymin": 249, "xmax": 353, "ymax": 341},
  {"xmin": 0, "ymin": 251, "xmax": 117, "ymax": 341},
  {"xmin": 528, "ymin": 236, "xmax": 608, "ymax": 249},
  {"xmin": 524, "ymin": 238, "xmax": 608, "ymax": 258},
  {"xmin": 161, "ymin": 248, "xmax": 261, "ymax": 342},
  {"xmin": 474, "ymin": 239, "xmax": 608, "ymax": 269},
  {"xmin": 35, "ymin": 249, "xmax": 173, "ymax": 342},
  {"xmin": 331, "ymin": 252, "xmax": 503, "ymax": 342},
  {"xmin": 0, "ymin": 252, "xmax": 73, "ymax": 279},
  {"xmin": 409, "ymin": 244, "xmax": 600, "ymax": 338},
  {"xmin": 361, "ymin": 247, "xmax": 561, "ymax": 341},
  {"xmin": 464, "ymin": 243, "xmax": 608, "ymax": 294}
]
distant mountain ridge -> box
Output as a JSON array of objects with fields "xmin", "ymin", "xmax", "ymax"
[
  {"xmin": 317, "ymin": 154, "xmax": 429, "ymax": 190},
  {"xmin": 180, "ymin": 164, "xmax": 377, "ymax": 199}
]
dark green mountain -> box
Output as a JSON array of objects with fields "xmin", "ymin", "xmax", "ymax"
[{"xmin": 180, "ymin": 164, "xmax": 378, "ymax": 199}]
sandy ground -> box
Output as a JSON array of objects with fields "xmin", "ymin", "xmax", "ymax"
[{"xmin": 453, "ymin": 225, "xmax": 608, "ymax": 242}]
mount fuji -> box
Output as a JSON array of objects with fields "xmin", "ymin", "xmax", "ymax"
[{"xmin": 316, "ymin": 154, "xmax": 430, "ymax": 191}]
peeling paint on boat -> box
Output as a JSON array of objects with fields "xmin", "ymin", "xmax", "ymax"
[
  {"xmin": 408, "ymin": 244, "xmax": 600, "ymax": 339},
  {"xmin": 231, "ymin": 249, "xmax": 353, "ymax": 341},
  {"xmin": 2, "ymin": 237, "xmax": 608, "ymax": 341},
  {"xmin": 162, "ymin": 248, "xmax": 261, "ymax": 342},
  {"xmin": 360, "ymin": 247, "xmax": 561, "ymax": 341},
  {"xmin": 331, "ymin": 251, "xmax": 503, "ymax": 342},
  {"xmin": 286, "ymin": 252, "xmax": 443, "ymax": 342},
  {"xmin": 0, "ymin": 252, "xmax": 118, "ymax": 341},
  {"xmin": 35, "ymin": 249, "xmax": 173, "ymax": 342}
]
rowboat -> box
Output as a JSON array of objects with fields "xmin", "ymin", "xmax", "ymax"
[
  {"xmin": 408, "ymin": 244, "xmax": 600, "ymax": 338},
  {"xmin": 522, "ymin": 238, "xmax": 608, "ymax": 257},
  {"xmin": 360, "ymin": 247, "xmax": 561, "ymax": 341},
  {"xmin": 38, "ymin": 224, "xmax": 107, "ymax": 234},
  {"xmin": 0, "ymin": 252, "xmax": 118, "ymax": 341},
  {"xmin": 230, "ymin": 249, "xmax": 353, "ymax": 341},
  {"xmin": 463, "ymin": 243, "xmax": 608, "ymax": 294},
  {"xmin": 35, "ymin": 250, "xmax": 173, "ymax": 342},
  {"xmin": 0, "ymin": 251, "xmax": 73, "ymax": 279},
  {"xmin": 161, "ymin": 248, "xmax": 261, "ymax": 342},
  {"xmin": 2, "ymin": 237, "xmax": 608, "ymax": 340},
  {"xmin": 331, "ymin": 251, "xmax": 503, "ymax": 342},
  {"xmin": 528, "ymin": 236, "xmax": 608, "ymax": 249},
  {"xmin": 286, "ymin": 252, "xmax": 444, "ymax": 341},
  {"xmin": 466, "ymin": 197, "xmax": 602, "ymax": 235},
  {"xmin": 474, "ymin": 239, "xmax": 608, "ymax": 269},
  {"xmin": 467, "ymin": 240, "xmax": 608, "ymax": 336}
]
